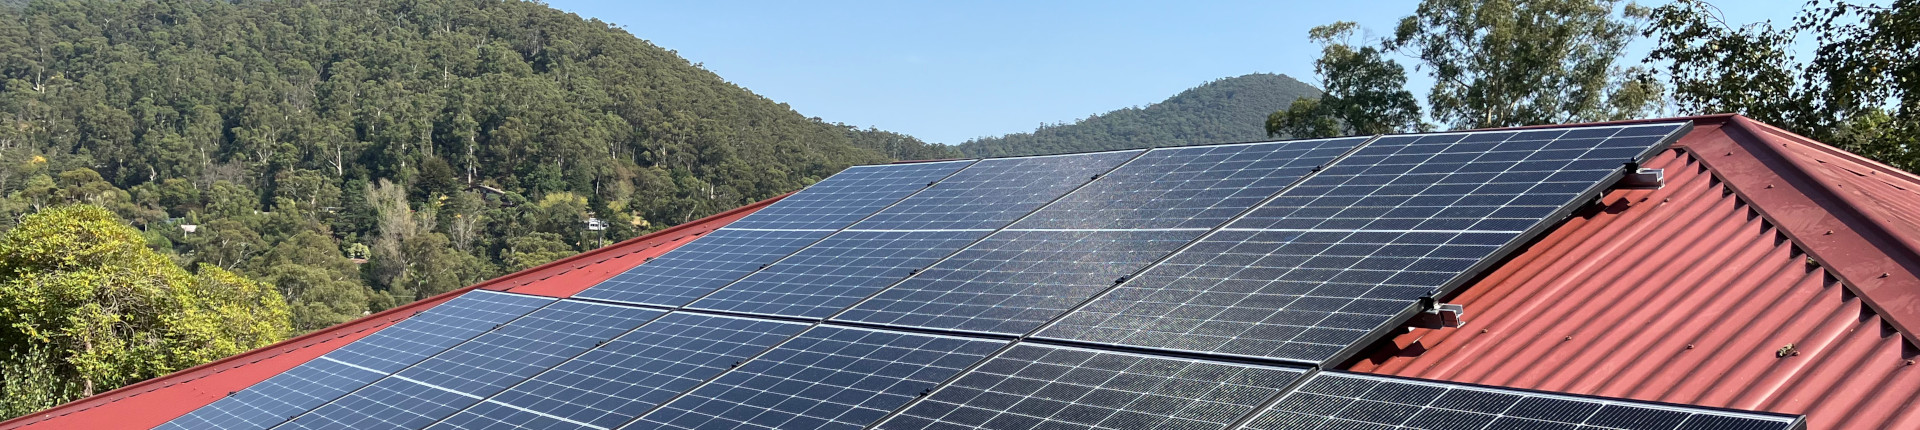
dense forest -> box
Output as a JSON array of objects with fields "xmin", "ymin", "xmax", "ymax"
[
  {"xmin": 953, "ymin": 73, "xmax": 1321, "ymax": 157},
  {"xmin": 0, "ymin": 0, "xmax": 959, "ymax": 412}
]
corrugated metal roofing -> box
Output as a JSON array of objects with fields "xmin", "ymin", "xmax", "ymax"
[
  {"xmin": 1349, "ymin": 119, "xmax": 1920, "ymax": 430},
  {"xmin": 0, "ymin": 193, "xmax": 784, "ymax": 430}
]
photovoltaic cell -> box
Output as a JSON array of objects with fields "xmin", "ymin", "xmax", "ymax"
[
  {"xmin": 573, "ymin": 228, "xmax": 833, "ymax": 307},
  {"xmin": 429, "ymin": 313, "xmax": 808, "ymax": 430},
  {"xmin": 1015, "ymin": 137, "xmax": 1368, "ymax": 230},
  {"xmin": 631, "ymin": 325, "xmax": 1005, "ymax": 430},
  {"xmin": 690, "ymin": 229, "xmax": 994, "ymax": 319},
  {"xmin": 1243, "ymin": 372, "xmax": 1801, "ymax": 430},
  {"xmin": 878, "ymin": 343, "xmax": 1309, "ymax": 430},
  {"xmin": 838, "ymin": 229, "xmax": 1202, "ymax": 335},
  {"xmin": 1041, "ymin": 123, "xmax": 1686, "ymax": 365},
  {"xmin": 722, "ymin": 160, "xmax": 973, "ymax": 231},
  {"xmin": 279, "ymin": 300, "xmax": 661, "ymax": 430},
  {"xmin": 852, "ymin": 151, "xmax": 1141, "ymax": 230},
  {"xmin": 155, "ymin": 290, "xmax": 552, "ymax": 430}
]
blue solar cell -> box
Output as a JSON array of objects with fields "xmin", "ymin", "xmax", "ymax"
[
  {"xmin": 852, "ymin": 150, "xmax": 1140, "ymax": 230},
  {"xmin": 837, "ymin": 229, "xmax": 1202, "ymax": 335},
  {"xmin": 155, "ymin": 290, "xmax": 552, "ymax": 430},
  {"xmin": 1014, "ymin": 137, "xmax": 1368, "ymax": 230},
  {"xmin": 1243, "ymin": 372, "xmax": 1800, "ymax": 430},
  {"xmin": 574, "ymin": 229, "xmax": 833, "ymax": 307},
  {"xmin": 723, "ymin": 160, "xmax": 973, "ymax": 231},
  {"xmin": 691, "ymin": 229, "xmax": 994, "ymax": 319},
  {"xmin": 631, "ymin": 325, "xmax": 1005, "ymax": 430},
  {"xmin": 279, "ymin": 300, "xmax": 661, "ymax": 430},
  {"xmin": 877, "ymin": 343, "xmax": 1309, "ymax": 430},
  {"xmin": 430, "ymin": 313, "xmax": 808, "ymax": 430},
  {"xmin": 1041, "ymin": 123, "xmax": 1687, "ymax": 365}
]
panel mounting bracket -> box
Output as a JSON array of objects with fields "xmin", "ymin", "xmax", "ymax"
[
  {"xmin": 1619, "ymin": 167, "xmax": 1664, "ymax": 189},
  {"xmin": 1407, "ymin": 299, "xmax": 1466, "ymax": 329}
]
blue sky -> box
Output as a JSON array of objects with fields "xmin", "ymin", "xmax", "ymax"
[{"xmin": 545, "ymin": 1, "xmax": 1819, "ymax": 144}]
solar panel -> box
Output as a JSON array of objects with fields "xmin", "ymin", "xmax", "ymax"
[
  {"xmin": 429, "ymin": 313, "xmax": 808, "ymax": 430},
  {"xmin": 1243, "ymin": 372, "xmax": 1802, "ymax": 430},
  {"xmin": 1040, "ymin": 123, "xmax": 1686, "ymax": 365},
  {"xmin": 723, "ymin": 160, "xmax": 974, "ymax": 231},
  {"xmin": 279, "ymin": 300, "xmax": 662, "ymax": 430},
  {"xmin": 877, "ymin": 343, "xmax": 1309, "ymax": 430},
  {"xmin": 852, "ymin": 150, "xmax": 1141, "ymax": 230},
  {"xmin": 837, "ymin": 228, "xmax": 1202, "ymax": 335},
  {"xmin": 689, "ymin": 229, "xmax": 994, "ymax": 319},
  {"xmin": 631, "ymin": 325, "xmax": 1005, "ymax": 430},
  {"xmin": 156, "ymin": 290, "xmax": 553, "ymax": 430},
  {"xmin": 1014, "ymin": 137, "xmax": 1368, "ymax": 230},
  {"xmin": 573, "ymin": 228, "xmax": 833, "ymax": 307}
]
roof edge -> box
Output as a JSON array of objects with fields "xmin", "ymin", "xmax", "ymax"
[
  {"xmin": 0, "ymin": 192, "xmax": 789, "ymax": 429},
  {"xmin": 1681, "ymin": 115, "xmax": 1920, "ymax": 347}
]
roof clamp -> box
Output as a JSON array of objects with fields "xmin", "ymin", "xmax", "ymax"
[
  {"xmin": 1619, "ymin": 167, "xmax": 1665, "ymax": 190},
  {"xmin": 1407, "ymin": 301, "xmax": 1466, "ymax": 329}
]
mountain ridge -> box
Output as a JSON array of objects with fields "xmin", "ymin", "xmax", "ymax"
[{"xmin": 952, "ymin": 73, "xmax": 1321, "ymax": 157}]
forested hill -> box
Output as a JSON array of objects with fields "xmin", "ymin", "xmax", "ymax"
[
  {"xmin": 952, "ymin": 73, "xmax": 1321, "ymax": 157},
  {"xmin": 0, "ymin": 0, "xmax": 950, "ymax": 333}
]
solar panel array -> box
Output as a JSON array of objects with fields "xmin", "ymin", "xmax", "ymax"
[{"xmin": 162, "ymin": 121, "xmax": 1802, "ymax": 430}]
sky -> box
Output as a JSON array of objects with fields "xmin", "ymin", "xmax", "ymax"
[{"xmin": 544, "ymin": 1, "xmax": 1820, "ymax": 145}]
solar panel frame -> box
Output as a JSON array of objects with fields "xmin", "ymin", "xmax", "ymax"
[
  {"xmin": 627, "ymin": 324, "xmax": 1007, "ymax": 430},
  {"xmin": 427, "ymin": 312, "xmax": 810, "ymax": 430},
  {"xmin": 1038, "ymin": 123, "xmax": 1691, "ymax": 366},
  {"xmin": 157, "ymin": 290, "xmax": 554, "ymax": 430},
  {"xmin": 1239, "ymin": 371, "xmax": 1804, "ymax": 430},
  {"xmin": 851, "ymin": 150, "xmax": 1144, "ymax": 231},
  {"xmin": 875, "ymin": 343, "xmax": 1311, "ymax": 430},
  {"xmin": 720, "ymin": 160, "xmax": 977, "ymax": 231},
  {"xmin": 277, "ymin": 300, "xmax": 663, "ymax": 430},
  {"xmin": 1012, "ymin": 137, "xmax": 1372, "ymax": 230},
  {"xmin": 687, "ymin": 229, "xmax": 997, "ymax": 319},
  {"xmin": 573, "ymin": 228, "xmax": 837, "ymax": 308}
]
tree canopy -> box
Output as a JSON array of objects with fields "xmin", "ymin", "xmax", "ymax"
[{"xmin": 955, "ymin": 74, "xmax": 1322, "ymax": 157}]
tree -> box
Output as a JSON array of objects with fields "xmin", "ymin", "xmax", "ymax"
[
  {"xmin": 0, "ymin": 205, "xmax": 289, "ymax": 413},
  {"xmin": 1268, "ymin": 22, "xmax": 1424, "ymax": 139},
  {"xmin": 1388, "ymin": 0, "xmax": 1664, "ymax": 128}
]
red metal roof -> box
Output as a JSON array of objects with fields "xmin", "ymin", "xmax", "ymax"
[
  {"xmin": 10, "ymin": 116, "xmax": 1919, "ymax": 430},
  {"xmin": 1349, "ymin": 116, "xmax": 1920, "ymax": 430},
  {"xmin": 0, "ymin": 193, "xmax": 783, "ymax": 430}
]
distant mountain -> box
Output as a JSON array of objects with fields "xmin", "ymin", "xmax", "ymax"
[{"xmin": 953, "ymin": 73, "xmax": 1322, "ymax": 158}]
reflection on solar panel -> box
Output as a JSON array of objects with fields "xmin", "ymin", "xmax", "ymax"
[
  {"xmin": 574, "ymin": 229, "xmax": 833, "ymax": 307},
  {"xmin": 156, "ymin": 290, "xmax": 552, "ymax": 430},
  {"xmin": 430, "ymin": 313, "xmax": 808, "ymax": 430},
  {"xmin": 878, "ymin": 343, "xmax": 1308, "ymax": 430},
  {"xmin": 724, "ymin": 161, "xmax": 974, "ymax": 231},
  {"xmin": 854, "ymin": 151, "xmax": 1141, "ymax": 230},
  {"xmin": 633, "ymin": 325, "xmax": 1005, "ymax": 430},
  {"xmin": 1041, "ymin": 124, "xmax": 1686, "ymax": 365},
  {"xmin": 839, "ymin": 229, "xmax": 1201, "ymax": 335},
  {"xmin": 279, "ymin": 300, "xmax": 661, "ymax": 430},
  {"xmin": 1244, "ymin": 372, "xmax": 1802, "ymax": 430},
  {"xmin": 691, "ymin": 229, "xmax": 993, "ymax": 319},
  {"xmin": 1015, "ymin": 137, "xmax": 1368, "ymax": 230}
]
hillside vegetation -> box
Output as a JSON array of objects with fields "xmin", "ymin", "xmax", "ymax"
[{"xmin": 953, "ymin": 73, "xmax": 1320, "ymax": 157}]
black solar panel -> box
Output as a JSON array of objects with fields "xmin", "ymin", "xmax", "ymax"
[
  {"xmin": 632, "ymin": 325, "xmax": 1005, "ymax": 430},
  {"xmin": 155, "ymin": 290, "xmax": 552, "ymax": 430},
  {"xmin": 573, "ymin": 228, "xmax": 833, "ymax": 307},
  {"xmin": 1041, "ymin": 123, "xmax": 1686, "ymax": 365},
  {"xmin": 429, "ymin": 312, "xmax": 808, "ymax": 430},
  {"xmin": 877, "ymin": 343, "xmax": 1309, "ymax": 430},
  {"xmin": 278, "ymin": 300, "xmax": 661, "ymax": 430},
  {"xmin": 690, "ymin": 229, "xmax": 994, "ymax": 319},
  {"xmin": 723, "ymin": 160, "xmax": 974, "ymax": 231},
  {"xmin": 853, "ymin": 151, "xmax": 1141, "ymax": 230},
  {"xmin": 1244, "ymin": 372, "xmax": 1802, "ymax": 430},
  {"xmin": 1014, "ymin": 137, "xmax": 1368, "ymax": 230},
  {"xmin": 838, "ymin": 228, "xmax": 1202, "ymax": 335}
]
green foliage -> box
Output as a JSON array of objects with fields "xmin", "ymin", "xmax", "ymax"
[
  {"xmin": 955, "ymin": 74, "xmax": 1322, "ymax": 157},
  {"xmin": 1268, "ymin": 22, "xmax": 1424, "ymax": 139},
  {"xmin": 1645, "ymin": 0, "xmax": 1919, "ymax": 172},
  {"xmin": 1387, "ymin": 0, "xmax": 1663, "ymax": 128},
  {"xmin": 0, "ymin": 205, "xmax": 289, "ymax": 409}
]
